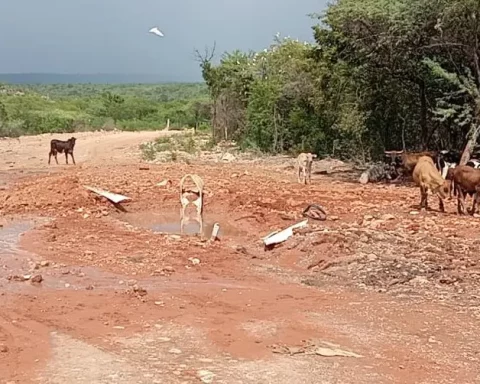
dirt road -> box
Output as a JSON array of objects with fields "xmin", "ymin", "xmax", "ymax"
[
  {"xmin": 0, "ymin": 130, "xmax": 179, "ymax": 171},
  {"xmin": 1, "ymin": 131, "xmax": 479, "ymax": 384}
]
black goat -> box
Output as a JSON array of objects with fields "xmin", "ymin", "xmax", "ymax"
[{"xmin": 48, "ymin": 137, "xmax": 76, "ymax": 165}]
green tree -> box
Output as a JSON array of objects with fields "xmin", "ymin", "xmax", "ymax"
[
  {"xmin": 101, "ymin": 91, "xmax": 125, "ymax": 124},
  {"xmin": 0, "ymin": 101, "xmax": 8, "ymax": 123}
]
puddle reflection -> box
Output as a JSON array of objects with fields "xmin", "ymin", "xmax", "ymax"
[{"xmin": 119, "ymin": 210, "xmax": 243, "ymax": 238}]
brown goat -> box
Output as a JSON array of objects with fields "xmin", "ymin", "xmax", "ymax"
[
  {"xmin": 447, "ymin": 165, "xmax": 480, "ymax": 215},
  {"xmin": 412, "ymin": 156, "xmax": 449, "ymax": 212}
]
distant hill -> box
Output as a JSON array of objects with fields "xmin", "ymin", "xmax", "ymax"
[{"xmin": 0, "ymin": 73, "xmax": 202, "ymax": 84}]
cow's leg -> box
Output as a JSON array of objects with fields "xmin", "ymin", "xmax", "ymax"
[
  {"xmin": 457, "ymin": 189, "xmax": 465, "ymax": 215},
  {"xmin": 461, "ymin": 192, "xmax": 468, "ymax": 215},
  {"xmin": 438, "ymin": 195, "xmax": 445, "ymax": 212},
  {"xmin": 457, "ymin": 190, "xmax": 462, "ymax": 214},
  {"xmin": 65, "ymin": 152, "xmax": 69, "ymax": 164},
  {"xmin": 469, "ymin": 189, "xmax": 480, "ymax": 216},
  {"xmin": 50, "ymin": 149, "xmax": 59, "ymax": 164},
  {"xmin": 475, "ymin": 188, "xmax": 480, "ymax": 215},
  {"xmin": 420, "ymin": 186, "xmax": 427, "ymax": 210},
  {"xmin": 70, "ymin": 152, "xmax": 76, "ymax": 165},
  {"xmin": 303, "ymin": 167, "xmax": 307, "ymax": 185},
  {"xmin": 297, "ymin": 166, "xmax": 301, "ymax": 183},
  {"xmin": 469, "ymin": 193, "xmax": 477, "ymax": 215}
]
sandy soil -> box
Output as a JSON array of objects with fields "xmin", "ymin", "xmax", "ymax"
[{"xmin": 0, "ymin": 130, "xmax": 479, "ymax": 384}]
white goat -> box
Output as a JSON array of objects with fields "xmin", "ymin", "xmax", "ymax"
[{"xmin": 296, "ymin": 153, "xmax": 317, "ymax": 184}]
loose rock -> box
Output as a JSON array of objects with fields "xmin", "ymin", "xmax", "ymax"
[
  {"xmin": 197, "ymin": 370, "xmax": 215, "ymax": 383},
  {"xmin": 31, "ymin": 274, "xmax": 43, "ymax": 284}
]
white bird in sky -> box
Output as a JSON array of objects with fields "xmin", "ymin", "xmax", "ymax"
[{"xmin": 149, "ymin": 27, "xmax": 164, "ymax": 37}]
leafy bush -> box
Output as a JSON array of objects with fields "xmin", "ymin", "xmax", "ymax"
[{"xmin": 140, "ymin": 134, "xmax": 199, "ymax": 161}]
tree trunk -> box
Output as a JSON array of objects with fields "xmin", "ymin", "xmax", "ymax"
[
  {"xmin": 211, "ymin": 99, "xmax": 217, "ymax": 143},
  {"xmin": 419, "ymin": 81, "xmax": 428, "ymax": 149},
  {"xmin": 272, "ymin": 105, "xmax": 278, "ymax": 153},
  {"xmin": 459, "ymin": 124, "xmax": 480, "ymax": 165}
]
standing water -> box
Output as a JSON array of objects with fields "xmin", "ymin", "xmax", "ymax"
[{"xmin": 117, "ymin": 210, "xmax": 243, "ymax": 238}]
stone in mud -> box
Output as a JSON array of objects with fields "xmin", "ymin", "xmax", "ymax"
[
  {"xmin": 7, "ymin": 275, "xmax": 28, "ymax": 282},
  {"xmin": 28, "ymin": 261, "xmax": 40, "ymax": 270},
  {"xmin": 381, "ymin": 214, "xmax": 395, "ymax": 221},
  {"xmin": 162, "ymin": 266, "xmax": 175, "ymax": 274},
  {"xmin": 47, "ymin": 234, "xmax": 57, "ymax": 242},
  {"xmin": 31, "ymin": 274, "xmax": 43, "ymax": 283},
  {"xmin": 132, "ymin": 285, "xmax": 147, "ymax": 296},
  {"xmin": 197, "ymin": 370, "xmax": 215, "ymax": 383}
]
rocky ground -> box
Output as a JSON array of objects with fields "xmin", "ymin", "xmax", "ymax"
[{"xmin": 0, "ymin": 130, "xmax": 479, "ymax": 383}]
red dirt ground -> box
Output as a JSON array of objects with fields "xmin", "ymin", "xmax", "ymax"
[{"xmin": 1, "ymin": 131, "xmax": 480, "ymax": 383}]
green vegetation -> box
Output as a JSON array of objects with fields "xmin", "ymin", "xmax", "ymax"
[
  {"xmin": 140, "ymin": 133, "xmax": 213, "ymax": 162},
  {"xmin": 23, "ymin": 83, "xmax": 208, "ymax": 101},
  {"xmin": 4, "ymin": 0, "xmax": 480, "ymax": 164},
  {"xmin": 0, "ymin": 83, "xmax": 211, "ymax": 137},
  {"xmin": 198, "ymin": 0, "xmax": 480, "ymax": 161}
]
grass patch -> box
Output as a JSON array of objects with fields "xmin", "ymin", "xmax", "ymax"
[{"xmin": 140, "ymin": 133, "xmax": 201, "ymax": 161}]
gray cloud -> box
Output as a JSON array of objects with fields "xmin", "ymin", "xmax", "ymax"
[{"xmin": 0, "ymin": 0, "xmax": 327, "ymax": 81}]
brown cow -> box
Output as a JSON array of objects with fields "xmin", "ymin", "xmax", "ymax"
[
  {"xmin": 384, "ymin": 150, "xmax": 438, "ymax": 180},
  {"xmin": 412, "ymin": 156, "xmax": 450, "ymax": 212},
  {"xmin": 447, "ymin": 165, "xmax": 480, "ymax": 215}
]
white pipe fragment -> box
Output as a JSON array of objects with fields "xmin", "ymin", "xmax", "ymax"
[
  {"xmin": 211, "ymin": 222, "xmax": 220, "ymax": 241},
  {"xmin": 84, "ymin": 186, "xmax": 130, "ymax": 204},
  {"xmin": 263, "ymin": 219, "xmax": 308, "ymax": 246}
]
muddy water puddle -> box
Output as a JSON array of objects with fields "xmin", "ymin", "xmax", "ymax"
[
  {"xmin": 0, "ymin": 220, "xmax": 47, "ymax": 292},
  {"xmin": 1, "ymin": 220, "xmax": 255, "ymax": 293},
  {"xmin": 118, "ymin": 210, "xmax": 245, "ymax": 238}
]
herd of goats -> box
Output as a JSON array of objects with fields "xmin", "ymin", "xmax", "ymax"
[{"xmin": 296, "ymin": 149, "xmax": 480, "ymax": 216}]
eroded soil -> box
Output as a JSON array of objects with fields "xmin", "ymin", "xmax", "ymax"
[{"xmin": 1, "ymin": 131, "xmax": 480, "ymax": 383}]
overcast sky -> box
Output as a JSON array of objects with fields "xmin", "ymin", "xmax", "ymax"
[{"xmin": 0, "ymin": 0, "xmax": 327, "ymax": 81}]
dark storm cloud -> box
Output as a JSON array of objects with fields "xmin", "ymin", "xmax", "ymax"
[{"xmin": 0, "ymin": 0, "xmax": 327, "ymax": 81}]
